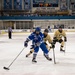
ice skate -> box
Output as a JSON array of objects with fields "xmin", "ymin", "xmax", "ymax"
[
  {"xmin": 60, "ymin": 48, "xmax": 65, "ymax": 52},
  {"xmin": 44, "ymin": 54, "xmax": 52, "ymax": 61},
  {"xmin": 32, "ymin": 58, "xmax": 37, "ymax": 63},
  {"xmin": 26, "ymin": 54, "xmax": 29, "ymax": 57}
]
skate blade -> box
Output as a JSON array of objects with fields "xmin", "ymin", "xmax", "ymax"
[{"xmin": 32, "ymin": 61, "xmax": 37, "ymax": 64}]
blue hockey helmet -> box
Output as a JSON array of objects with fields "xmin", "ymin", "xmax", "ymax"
[{"xmin": 35, "ymin": 27, "xmax": 41, "ymax": 32}]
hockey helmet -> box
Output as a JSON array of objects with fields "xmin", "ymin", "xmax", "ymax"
[
  {"xmin": 59, "ymin": 26, "xmax": 62, "ymax": 29},
  {"xmin": 35, "ymin": 27, "xmax": 41, "ymax": 32},
  {"xmin": 44, "ymin": 29, "xmax": 49, "ymax": 33}
]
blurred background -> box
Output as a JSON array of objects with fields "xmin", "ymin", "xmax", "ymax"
[{"xmin": 0, "ymin": 0, "xmax": 75, "ymax": 33}]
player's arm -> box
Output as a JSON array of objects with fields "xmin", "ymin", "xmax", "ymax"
[
  {"xmin": 53, "ymin": 31, "xmax": 57, "ymax": 44},
  {"xmin": 37, "ymin": 33, "xmax": 44, "ymax": 46},
  {"xmin": 33, "ymin": 33, "xmax": 44, "ymax": 47},
  {"xmin": 24, "ymin": 33, "xmax": 34, "ymax": 47},
  {"xmin": 39, "ymin": 32, "xmax": 44, "ymax": 42},
  {"xmin": 53, "ymin": 31, "xmax": 57, "ymax": 40},
  {"xmin": 48, "ymin": 35, "xmax": 53, "ymax": 44},
  {"xmin": 47, "ymin": 35, "xmax": 55, "ymax": 48}
]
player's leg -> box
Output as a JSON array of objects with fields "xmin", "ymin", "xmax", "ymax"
[
  {"xmin": 44, "ymin": 42, "xmax": 51, "ymax": 51},
  {"xmin": 60, "ymin": 41, "xmax": 65, "ymax": 52},
  {"xmin": 26, "ymin": 49, "xmax": 34, "ymax": 57},
  {"xmin": 59, "ymin": 39, "xmax": 65, "ymax": 52},
  {"xmin": 46, "ymin": 44, "xmax": 52, "ymax": 51},
  {"xmin": 9, "ymin": 32, "xmax": 12, "ymax": 39},
  {"xmin": 40, "ymin": 43, "xmax": 52, "ymax": 61},
  {"xmin": 26, "ymin": 45, "xmax": 34, "ymax": 57},
  {"xmin": 32, "ymin": 46, "xmax": 39, "ymax": 63}
]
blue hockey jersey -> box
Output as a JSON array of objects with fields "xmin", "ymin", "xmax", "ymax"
[{"xmin": 28, "ymin": 32, "xmax": 44, "ymax": 45}]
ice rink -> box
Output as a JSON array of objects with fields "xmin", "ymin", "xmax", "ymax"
[{"xmin": 0, "ymin": 32, "xmax": 75, "ymax": 75}]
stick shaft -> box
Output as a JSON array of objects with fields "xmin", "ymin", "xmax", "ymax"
[
  {"xmin": 53, "ymin": 48, "xmax": 56, "ymax": 64},
  {"xmin": 8, "ymin": 47, "xmax": 25, "ymax": 68}
]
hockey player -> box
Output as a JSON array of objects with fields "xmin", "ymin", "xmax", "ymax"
[
  {"xmin": 53, "ymin": 26, "xmax": 67, "ymax": 52},
  {"xmin": 8, "ymin": 26, "xmax": 12, "ymax": 39},
  {"xmin": 26, "ymin": 29, "xmax": 55, "ymax": 57},
  {"xmin": 24, "ymin": 27, "xmax": 52, "ymax": 63},
  {"xmin": 43, "ymin": 29, "xmax": 55, "ymax": 50}
]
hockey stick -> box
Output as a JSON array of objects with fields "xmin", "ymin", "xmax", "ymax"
[
  {"xmin": 3, "ymin": 47, "xmax": 25, "ymax": 70},
  {"xmin": 53, "ymin": 48, "xmax": 56, "ymax": 64}
]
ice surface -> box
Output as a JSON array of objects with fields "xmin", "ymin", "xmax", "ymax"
[{"xmin": 0, "ymin": 32, "xmax": 75, "ymax": 75}]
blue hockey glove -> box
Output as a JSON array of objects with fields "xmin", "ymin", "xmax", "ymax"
[
  {"xmin": 30, "ymin": 45, "xmax": 35, "ymax": 49},
  {"xmin": 24, "ymin": 38, "xmax": 30, "ymax": 47},
  {"xmin": 24, "ymin": 41, "xmax": 28, "ymax": 47}
]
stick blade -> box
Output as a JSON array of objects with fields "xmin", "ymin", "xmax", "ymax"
[{"xmin": 3, "ymin": 67, "xmax": 9, "ymax": 70}]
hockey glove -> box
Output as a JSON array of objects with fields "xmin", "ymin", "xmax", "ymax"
[
  {"xmin": 24, "ymin": 38, "xmax": 30, "ymax": 47},
  {"xmin": 24, "ymin": 41, "xmax": 28, "ymax": 47},
  {"xmin": 64, "ymin": 37, "xmax": 67, "ymax": 42},
  {"xmin": 30, "ymin": 45, "xmax": 35, "ymax": 49},
  {"xmin": 51, "ymin": 43, "xmax": 55, "ymax": 48},
  {"xmin": 53, "ymin": 37, "xmax": 57, "ymax": 44},
  {"xmin": 53, "ymin": 37, "xmax": 57, "ymax": 40}
]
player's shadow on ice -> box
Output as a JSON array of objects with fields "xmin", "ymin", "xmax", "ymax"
[
  {"xmin": 56, "ymin": 62, "xmax": 75, "ymax": 67},
  {"xmin": 0, "ymin": 41, "xmax": 9, "ymax": 43},
  {"xmin": 55, "ymin": 57, "xmax": 75, "ymax": 67}
]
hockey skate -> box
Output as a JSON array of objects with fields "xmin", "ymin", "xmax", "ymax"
[
  {"xmin": 44, "ymin": 54, "xmax": 52, "ymax": 61},
  {"xmin": 60, "ymin": 48, "xmax": 65, "ymax": 52},
  {"xmin": 32, "ymin": 58, "xmax": 37, "ymax": 63},
  {"xmin": 26, "ymin": 54, "xmax": 29, "ymax": 57},
  {"xmin": 26, "ymin": 50, "xmax": 33, "ymax": 57},
  {"xmin": 26, "ymin": 53, "xmax": 31, "ymax": 57},
  {"xmin": 32, "ymin": 54, "xmax": 37, "ymax": 63}
]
